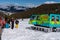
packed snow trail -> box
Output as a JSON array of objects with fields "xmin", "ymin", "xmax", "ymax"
[{"xmin": 1, "ymin": 19, "xmax": 60, "ymax": 40}]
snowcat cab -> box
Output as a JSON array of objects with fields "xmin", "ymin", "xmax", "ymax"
[{"xmin": 29, "ymin": 15, "xmax": 40, "ymax": 26}]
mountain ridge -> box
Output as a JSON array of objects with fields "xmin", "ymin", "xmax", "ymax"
[
  {"xmin": 11, "ymin": 3, "xmax": 60, "ymax": 18},
  {"xmin": 0, "ymin": 3, "xmax": 32, "ymax": 12}
]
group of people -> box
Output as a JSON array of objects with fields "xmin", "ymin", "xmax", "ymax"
[
  {"xmin": 0, "ymin": 16, "xmax": 19, "ymax": 29},
  {"xmin": 0, "ymin": 16, "xmax": 19, "ymax": 40}
]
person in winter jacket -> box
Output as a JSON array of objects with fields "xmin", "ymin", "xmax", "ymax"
[
  {"xmin": 0, "ymin": 17, "xmax": 5, "ymax": 28},
  {"xmin": 5, "ymin": 19, "xmax": 10, "ymax": 28},
  {"xmin": 2, "ymin": 19, "xmax": 6, "ymax": 29},
  {"xmin": 7, "ymin": 18, "xmax": 10, "ymax": 24},
  {"xmin": 0, "ymin": 16, "xmax": 6, "ymax": 40},
  {"xmin": 5, "ymin": 17, "xmax": 8, "ymax": 22},
  {"xmin": 15, "ymin": 19, "xmax": 19, "ymax": 28},
  {"xmin": 11, "ymin": 17, "xmax": 14, "ymax": 29}
]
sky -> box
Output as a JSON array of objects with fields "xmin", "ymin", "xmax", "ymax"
[{"xmin": 0, "ymin": 0, "xmax": 60, "ymax": 7}]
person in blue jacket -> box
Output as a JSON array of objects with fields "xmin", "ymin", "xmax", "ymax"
[
  {"xmin": 5, "ymin": 19, "xmax": 10, "ymax": 28},
  {"xmin": 5, "ymin": 23, "xmax": 10, "ymax": 28}
]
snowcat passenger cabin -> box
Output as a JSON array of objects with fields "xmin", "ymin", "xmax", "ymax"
[{"xmin": 49, "ymin": 14, "xmax": 60, "ymax": 28}]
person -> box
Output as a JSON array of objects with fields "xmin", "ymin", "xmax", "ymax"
[
  {"xmin": 0, "ymin": 17, "xmax": 4, "ymax": 28},
  {"xmin": 7, "ymin": 18, "xmax": 10, "ymax": 24},
  {"xmin": 5, "ymin": 16, "xmax": 8, "ymax": 22},
  {"xmin": 0, "ymin": 16, "xmax": 4, "ymax": 40},
  {"xmin": 11, "ymin": 17, "xmax": 14, "ymax": 29},
  {"xmin": 5, "ymin": 22, "xmax": 10, "ymax": 28},
  {"xmin": 15, "ymin": 19, "xmax": 19, "ymax": 28},
  {"xmin": 2, "ymin": 18, "xmax": 6, "ymax": 29},
  {"xmin": 5, "ymin": 19, "xmax": 10, "ymax": 28}
]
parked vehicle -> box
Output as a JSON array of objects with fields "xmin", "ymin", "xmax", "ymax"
[{"xmin": 29, "ymin": 13, "xmax": 60, "ymax": 29}]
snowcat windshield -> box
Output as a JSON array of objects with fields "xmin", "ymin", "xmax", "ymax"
[{"xmin": 30, "ymin": 15, "xmax": 36, "ymax": 20}]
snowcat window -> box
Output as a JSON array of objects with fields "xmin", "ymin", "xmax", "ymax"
[
  {"xmin": 56, "ymin": 16, "xmax": 59, "ymax": 21},
  {"xmin": 30, "ymin": 16, "xmax": 36, "ymax": 20},
  {"xmin": 36, "ymin": 16, "xmax": 40, "ymax": 20},
  {"xmin": 52, "ymin": 16, "xmax": 55, "ymax": 21}
]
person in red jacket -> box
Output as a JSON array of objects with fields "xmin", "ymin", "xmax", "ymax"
[
  {"xmin": 0, "ymin": 17, "xmax": 3, "ymax": 27},
  {"xmin": 2, "ymin": 19, "xmax": 6, "ymax": 28},
  {"xmin": 0, "ymin": 16, "xmax": 6, "ymax": 40},
  {"xmin": 0, "ymin": 17, "xmax": 6, "ymax": 28}
]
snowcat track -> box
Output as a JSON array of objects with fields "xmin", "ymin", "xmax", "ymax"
[{"xmin": 30, "ymin": 26, "xmax": 60, "ymax": 32}]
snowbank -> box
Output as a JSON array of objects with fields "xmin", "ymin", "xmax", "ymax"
[{"xmin": 1, "ymin": 19, "xmax": 60, "ymax": 40}]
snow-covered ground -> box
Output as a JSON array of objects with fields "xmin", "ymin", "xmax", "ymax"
[{"xmin": 1, "ymin": 19, "xmax": 60, "ymax": 40}]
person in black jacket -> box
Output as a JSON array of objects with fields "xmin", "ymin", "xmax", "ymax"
[{"xmin": 11, "ymin": 18, "xmax": 14, "ymax": 29}]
